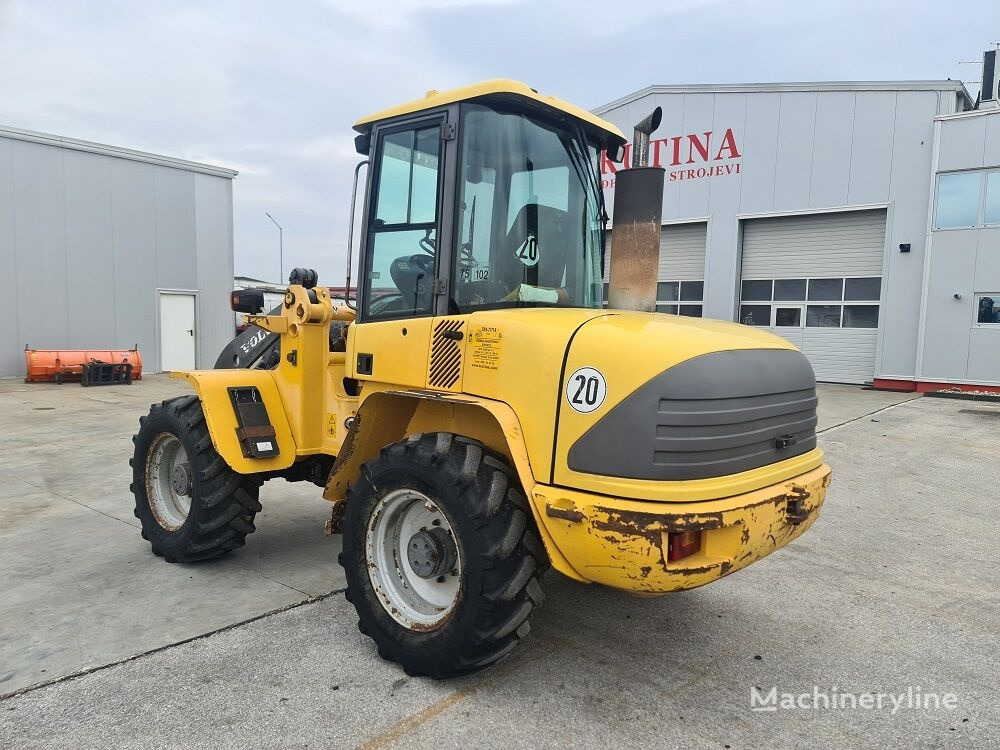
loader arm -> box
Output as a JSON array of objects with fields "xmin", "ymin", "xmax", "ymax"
[{"xmin": 213, "ymin": 304, "xmax": 283, "ymax": 370}]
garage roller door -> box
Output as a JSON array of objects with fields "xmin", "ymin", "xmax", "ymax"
[
  {"xmin": 739, "ymin": 209, "xmax": 886, "ymax": 384},
  {"xmin": 605, "ymin": 222, "xmax": 707, "ymax": 316}
]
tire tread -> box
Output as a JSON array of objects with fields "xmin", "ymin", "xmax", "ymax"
[
  {"xmin": 131, "ymin": 395, "xmax": 262, "ymax": 563},
  {"xmin": 341, "ymin": 432, "xmax": 549, "ymax": 678}
]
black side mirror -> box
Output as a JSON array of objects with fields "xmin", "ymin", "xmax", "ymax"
[
  {"xmin": 354, "ymin": 133, "xmax": 371, "ymax": 155},
  {"xmin": 605, "ymin": 141, "xmax": 626, "ymax": 164},
  {"xmin": 231, "ymin": 289, "xmax": 265, "ymax": 314}
]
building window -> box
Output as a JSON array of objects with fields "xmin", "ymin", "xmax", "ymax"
[
  {"xmin": 935, "ymin": 172, "xmax": 981, "ymax": 229},
  {"xmin": 655, "ymin": 280, "xmax": 703, "ymax": 316},
  {"xmin": 602, "ymin": 280, "xmax": 703, "ymax": 317},
  {"xmin": 739, "ymin": 304, "xmax": 771, "ymax": 326},
  {"xmin": 773, "ymin": 278, "xmax": 806, "ymax": 300},
  {"xmin": 740, "ymin": 279, "xmax": 771, "ymax": 301},
  {"xmin": 806, "ymin": 305, "xmax": 842, "ymax": 327},
  {"xmin": 844, "ymin": 277, "xmax": 882, "ymax": 301},
  {"xmin": 976, "ymin": 294, "xmax": 1000, "ymax": 325},
  {"xmin": 807, "ymin": 278, "xmax": 844, "ymax": 301},
  {"xmin": 842, "ymin": 305, "xmax": 879, "ymax": 328},
  {"xmin": 933, "ymin": 169, "xmax": 1000, "ymax": 229},
  {"xmin": 986, "ymin": 173, "xmax": 1000, "ymax": 226},
  {"xmin": 739, "ymin": 276, "xmax": 880, "ymax": 329}
]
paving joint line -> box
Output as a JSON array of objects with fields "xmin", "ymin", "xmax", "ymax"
[
  {"xmin": 15, "ymin": 477, "xmax": 141, "ymax": 530},
  {"xmin": 0, "ymin": 588, "xmax": 346, "ymax": 702},
  {"xmin": 233, "ymin": 565, "xmax": 315, "ymax": 598},
  {"xmin": 818, "ymin": 395, "xmax": 922, "ymax": 435}
]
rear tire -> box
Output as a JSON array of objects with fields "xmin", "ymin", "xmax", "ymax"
[
  {"xmin": 340, "ymin": 433, "xmax": 548, "ymax": 678},
  {"xmin": 130, "ymin": 394, "xmax": 262, "ymax": 562}
]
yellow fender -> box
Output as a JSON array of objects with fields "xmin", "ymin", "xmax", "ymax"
[
  {"xmin": 171, "ymin": 370, "xmax": 297, "ymax": 474},
  {"xmin": 322, "ymin": 388, "xmax": 585, "ymax": 582}
]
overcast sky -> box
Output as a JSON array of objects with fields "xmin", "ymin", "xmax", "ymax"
[{"xmin": 1, "ymin": 0, "xmax": 997, "ymax": 285}]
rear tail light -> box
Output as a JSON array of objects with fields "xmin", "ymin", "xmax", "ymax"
[{"xmin": 667, "ymin": 531, "xmax": 701, "ymax": 562}]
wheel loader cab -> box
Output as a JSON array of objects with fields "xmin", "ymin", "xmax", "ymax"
[
  {"xmin": 355, "ymin": 91, "xmax": 613, "ymax": 323},
  {"xmin": 347, "ymin": 88, "xmax": 619, "ymax": 396},
  {"xmin": 132, "ymin": 79, "xmax": 832, "ymax": 680}
]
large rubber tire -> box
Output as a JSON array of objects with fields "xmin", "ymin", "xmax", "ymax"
[
  {"xmin": 130, "ymin": 394, "xmax": 263, "ymax": 563},
  {"xmin": 340, "ymin": 433, "xmax": 548, "ymax": 678}
]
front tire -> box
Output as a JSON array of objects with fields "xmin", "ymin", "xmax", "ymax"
[
  {"xmin": 340, "ymin": 433, "xmax": 547, "ymax": 678},
  {"xmin": 130, "ymin": 394, "xmax": 262, "ymax": 562}
]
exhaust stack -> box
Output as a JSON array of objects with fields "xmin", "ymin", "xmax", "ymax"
[
  {"xmin": 631, "ymin": 107, "xmax": 662, "ymax": 168},
  {"xmin": 607, "ymin": 107, "xmax": 665, "ymax": 312}
]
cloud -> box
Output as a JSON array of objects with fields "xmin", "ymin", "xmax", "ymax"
[{"xmin": 0, "ymin": 0, "xmax": 996, "ymax": 284}]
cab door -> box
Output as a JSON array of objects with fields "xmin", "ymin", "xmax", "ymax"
[{"xmin": 349, "ymin": 113, "xmax": 455, "ymax": 388}]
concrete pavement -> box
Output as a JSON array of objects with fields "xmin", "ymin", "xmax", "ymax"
[
  {"xmin": 0, "ymin": 375, "xmax": 344, "ymax": 697},
  {"xmin": 1, "ymin": 379, "xmax": 996, "ymax": 748}
]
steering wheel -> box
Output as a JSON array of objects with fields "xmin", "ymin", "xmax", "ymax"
[{"xmin": 389, "ymin": 254, "xmax": 435, "ymax": 309}]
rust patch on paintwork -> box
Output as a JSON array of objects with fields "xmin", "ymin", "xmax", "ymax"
[
  {"xmin": 591, "ymin": 507, "xmax": 724, "ymax": 535},
  {"xmin": 669, "ymin": 560, "xmax": 732, "ymax": 577},
  {"xmin": 324, "ymin": 498, "xmax": 346, "ymax": 535},
  {"xmin": 545, "ymin": 504, "xmax": 585, "ymax": 523}
]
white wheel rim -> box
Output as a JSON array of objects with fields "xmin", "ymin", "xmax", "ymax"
[
  {"xmin": 146, "ymin": 432, "xmax": 192, "ymax": 531},
  {"xmin": 365, "ymin": 488, "xmax": 462, "ymax": 630}
]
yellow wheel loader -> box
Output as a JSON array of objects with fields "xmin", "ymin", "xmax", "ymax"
[{"xmin": 130, "ymin": 80, "xmax": 831, "ymax": 678}]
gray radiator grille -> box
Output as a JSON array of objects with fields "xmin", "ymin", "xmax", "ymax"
[
  {"xmin": 651, "ymin": 388, "xmax": 817, "ymax": 477},
  {"xmin": 568, "ymin": 349, "xmax": 818, "ymax": 481}
]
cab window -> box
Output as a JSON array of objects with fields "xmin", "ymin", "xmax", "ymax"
[
  {"xmin": 451, "ymin": 103, "xmax": 604, "ymax": 313},
  {"xmin": 363, "ymin": 124, "xmax": 441, "ymax": 320}
]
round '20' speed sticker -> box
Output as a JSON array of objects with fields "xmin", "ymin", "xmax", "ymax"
[{"xmin": 565, "ymin": 367, "xmax": 607, "ymax": 414}]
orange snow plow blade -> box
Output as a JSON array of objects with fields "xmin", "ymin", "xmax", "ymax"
[{"xmin": 24, "ymin": 347, "xmax": 142, "ymax": 383}]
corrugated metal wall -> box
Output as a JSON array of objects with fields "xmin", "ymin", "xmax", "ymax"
[
  {"xmin": 604, "ymin": 222, "xmax": 707, "ymax": 281},
  {"xmin": 0, "ymin": 133, "xmax": 235, "ymax": 377},
  {"xmin": 658, "ymin": 222, "xmax": 707, "ymax": 281},
  {"xmin": 741, "ymin": 210, "xmax": 887, "ymax": 278}
]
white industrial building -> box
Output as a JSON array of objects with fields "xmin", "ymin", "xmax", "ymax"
[
  {"xmin": 0, "ymin": 126, "xmax": 237, "ymax": 378},
  {"xmin": 598, "ymin": 61, "xmax": 1000, "ymax": 390}
]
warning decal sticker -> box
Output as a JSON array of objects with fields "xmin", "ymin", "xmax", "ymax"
[
  {"xmin": 469, "ymin": 326, "xmax": 504, "ymax": 371},
  {"xmin": 514, "ymin": 234, "xmax": 539, "ymax": 267}
]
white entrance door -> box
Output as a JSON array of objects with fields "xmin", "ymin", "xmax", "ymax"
[{"xmin": 159, "ymin": 293, "xmax": 196, "ymax": 371}]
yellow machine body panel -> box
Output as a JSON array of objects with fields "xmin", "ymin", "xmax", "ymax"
[
  {"xmin": 171, "ymin": 368, "xmax": 298, "ymax": 474},
  {"xmin": 178, "ymin": 288, "xmax": 829, "ymax": 595},
  {"xmin": 353, "ymin": 78, "xmax": 625, "ymax": 145},
  {"xmin": 534, "ymin": 464, "xmax": 831, "ymax": 592},
  {"xmin": 549, "ymin": 311, "xmax": 826, "ymax": 499},
  {"xmin": 326, "ymin": 306, "xmax": 829, "ymax": 591},
  {"xmin": 172, "ymin": 285, "xmax": 359, "ymax": 474},
  {"xmin": 347, "ymin": 307, "xmax": 822, "ymax": 502}
]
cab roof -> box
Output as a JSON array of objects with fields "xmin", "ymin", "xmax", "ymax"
[{"xmin": 353, "ymin": 79, "xmax": 626, "ymax": 149}]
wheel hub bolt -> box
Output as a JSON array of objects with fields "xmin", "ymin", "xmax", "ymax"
[
  {"xmin": 171, "ymin": 463, "xmax": 192, "ymax": 496},
  {"xmin": 406, "ymin": 527, "xmax": 457, "ymax": 580}
]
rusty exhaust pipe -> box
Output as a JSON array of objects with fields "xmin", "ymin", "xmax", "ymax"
[
  {"xmin": 607, "ymin": 107, "xmax": 665, "ymax": 312},
  {"xmin": 631, "ymin": 106, "xmax": 662, "ymax": 169}
]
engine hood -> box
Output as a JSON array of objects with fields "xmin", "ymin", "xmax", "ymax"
[
  {"xmin": 551, "ymin": 312, "xmax": 820, "ymax": 499},
  {"xmin": 460, "ymin": 307, "xmax": 814, "ymax": 498}
]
